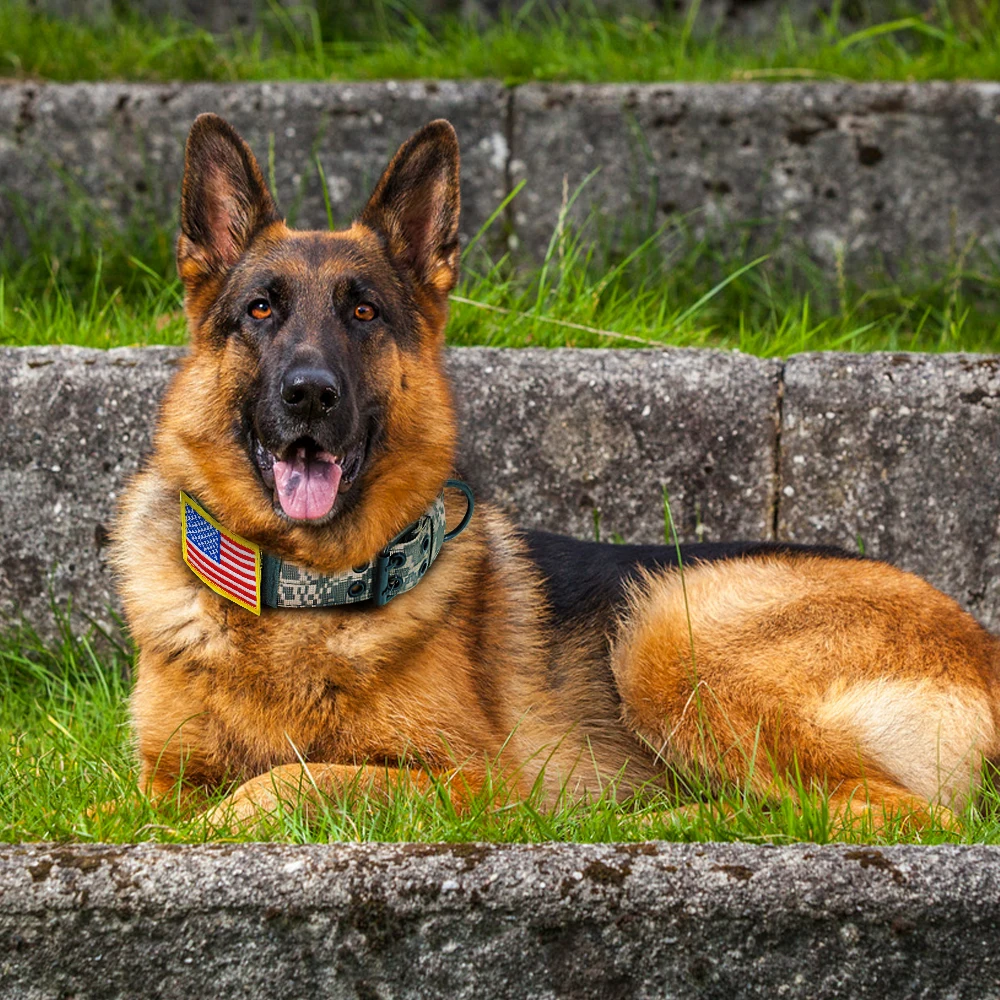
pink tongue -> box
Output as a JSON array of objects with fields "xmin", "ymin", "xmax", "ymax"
[{"xmin": 272, "ymin": 447, "xmax": 343, "ymax": 521}]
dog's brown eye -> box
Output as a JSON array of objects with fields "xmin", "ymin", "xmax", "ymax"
[
  {"xmin": 248, "ymin": 299, "xmax": 272, "ymax": 320},
  {"xmin": 354, "ymin": 303, "xmax": 377, "ymax": 322}
]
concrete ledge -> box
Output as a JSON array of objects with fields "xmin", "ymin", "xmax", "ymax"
[
  {"xmin": 2, "ymin": 841, "xmax": 999, "ymax": 998},
  {"xmin": 0, "ymin": 346, "xmax": 182, "ymax": 637},
  {"xmin": 450, "ymin": 347, "xmax": 780, "ymax": 544},
  {"xmin": 3, "ymin": 82, "xmax": 1000, "ymax": 267},
  {"xmin": 0, "ymin": 345, "xmax": 780, "ymax": 636},
  {"xmin": 6, "ymin": 346, "xmax": 1000, "ymax": 636},
  {"xmin": 0, "ymin": 81, "xmax": 509, "ymax": 249},
  {"xmin": 780, "ymin": 352, "xmax": 1000, "ymax": 632},
  {"xmin": 512, "ymin": 82, "xmax": 1000, "ymax": 265}
]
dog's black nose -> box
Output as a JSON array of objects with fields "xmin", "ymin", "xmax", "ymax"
[{"xmin": 280, "ymin": 366, "xmax": 341, "ymax": 420}]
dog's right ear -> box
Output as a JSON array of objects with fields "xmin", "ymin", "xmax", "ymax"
[{"xmin": 177, "ymin": 114, "xmax": 280, "ymax": 290}]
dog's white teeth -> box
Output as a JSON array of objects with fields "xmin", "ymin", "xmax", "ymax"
[{"xmin": 255, "ymin": 440, "xmax": 276, "ymax": 468}]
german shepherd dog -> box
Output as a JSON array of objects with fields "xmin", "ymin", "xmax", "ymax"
[{"xmin": 114, "ymin": 113, "xmax": 1000, "ymax": 833}]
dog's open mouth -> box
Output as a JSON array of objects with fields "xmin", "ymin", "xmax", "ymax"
[{"xmin": 253, "ymin": 434, "xmax": 366, "ymax": 522}]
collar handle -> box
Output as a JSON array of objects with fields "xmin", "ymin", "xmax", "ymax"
[
  {"xmin": 372, "ymin": 479, "xmax": 474, "ymax": 607},
  {"xmin": 443, "ymin": 479, "xmax": 475, "ymax": 541}
]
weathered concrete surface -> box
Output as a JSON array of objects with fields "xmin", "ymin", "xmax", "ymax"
[
  {"xmin": 2, "ymin": 841, "xmax": 999, "ymax": 999},
  {"xmin": 779, "ymin": 352, "xmax": 1000, "ymax": 632},
  {"xmin": 682, "ymin": 0, "xmax": 904, "ymax": 37},
  {"xmin": 0, "ymin": 346, "xmax": 780, "ymax": 637},
  {"xmin": 0, "ymin": 346, "xmax": 183, "ymax": 636},
  {"xmin": 7, "ymin": 345, "xmax": 1000, "ymax": 639},
  {"xmin": 450, "ymin": 347, "xmax": 780, "ymax": 544},
  {"xmin": 4, "ymin": 82, "xmax": 1000, "ymax": 269},
  {"xmin": 27, "ymin": 0, "xmax": 915, "ymax": 37},
  {"xmin": 511, "ymin": 82, "xmax": 1000, "ymax": 267},
  {"xmin": 0, "ymin": 82, "xmax": 509, "ymax": 248}
]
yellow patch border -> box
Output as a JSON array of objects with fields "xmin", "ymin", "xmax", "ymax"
[{"xmin": 180, "ymin": 491, "xmax": 261, "ymax": 615}]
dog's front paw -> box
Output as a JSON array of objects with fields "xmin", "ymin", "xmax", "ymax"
[{"xmin": 201, "ymin": 775, "xmax": 289, "ymax": 835}]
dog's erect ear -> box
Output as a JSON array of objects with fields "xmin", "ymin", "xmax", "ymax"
[
  {"xmin": 360, "ymin": 120, "xmax": 461, "ymax": 296},
  {"xmin": 177, "ymin": 113, "xmax": 280, "ymax": 287}
]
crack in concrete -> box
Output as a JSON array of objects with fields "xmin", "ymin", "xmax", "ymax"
[
  {"xmin": 14, "ymin": 86, "xmax": 38, "ymax": 146},
  {"xmin": 770, "ymin": 360, "xmax": 786, "ymax": 541},
  {"xmin": 502, "ymin": 86, "xmax": 517, "ymax": 245}
]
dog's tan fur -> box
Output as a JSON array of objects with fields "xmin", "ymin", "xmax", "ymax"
[{"xmin": 113, "ymin": 114, "xmax": 1000, "ymax": 832}]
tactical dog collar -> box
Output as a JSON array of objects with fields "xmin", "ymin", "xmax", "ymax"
[{"xmin": 180, "ymin": 481, "xmax": 474, "ymax": 616}]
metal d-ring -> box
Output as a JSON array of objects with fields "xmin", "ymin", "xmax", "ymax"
[{"xmin": 444, "ymin": 479, "xmax": 475, "ymax": 541}]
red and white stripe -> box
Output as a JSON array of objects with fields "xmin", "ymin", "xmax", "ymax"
[{"xmin": 187, "ymin": 533, "xmax": 258, "ymax": 608}]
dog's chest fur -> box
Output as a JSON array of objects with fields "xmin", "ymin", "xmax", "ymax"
[{"xmin": 116, "ymin": 465, "xmax": 650, "ymax": 797}]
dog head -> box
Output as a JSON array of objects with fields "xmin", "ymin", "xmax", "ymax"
[{"xmin": 159, "ymin": 113, "xmax": 460, "ymax": 570}]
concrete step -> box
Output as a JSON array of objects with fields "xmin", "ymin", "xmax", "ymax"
[
  {"xmin": 2, "ymin": 345, "xmax": 999, "ymax": 639},
  {"xmin": 3, "ymin": 81, "xmax": 1000, "ymax": 270},
  {"xmin": 2, "ymin": 840, "xmax": 998, "ymax": 999}
]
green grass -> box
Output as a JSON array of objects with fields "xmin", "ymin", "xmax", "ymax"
[
  {"xmin": 2, "ymin": 0, "xmax": 999, "ymax": 84},
  {"xmin": 4, "ymin": 195, "xmax": 1000, "ymax": 355},
  {"xmin": 1, "ymin": 616, "xmax": 988, "ymax": 845}
]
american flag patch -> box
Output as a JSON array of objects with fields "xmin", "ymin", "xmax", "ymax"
[{"xmin": 180, "ymin": 492, "xmax": 261, "ymax": 614}]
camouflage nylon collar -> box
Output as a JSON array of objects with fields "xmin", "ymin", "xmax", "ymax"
[{"xmin": 180, "ymin": 481, "xmax": 474, "ymax": 615}]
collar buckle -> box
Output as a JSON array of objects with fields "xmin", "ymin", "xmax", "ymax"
[
  {"xmin": 373, "ymin": 533, "xmax": 414, "ymax": 608},
  {"xmin": 372, "ymin": 479, "xmax": 473, "ymax": 608},
  {"xmin": 373, "ymin": 551, "xmax": 394, "ymax": 607}
]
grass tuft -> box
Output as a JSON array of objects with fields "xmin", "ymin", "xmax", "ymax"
[{"xmin": 4, "ymin": 193, "xmax": 1000, "ymax": 355}]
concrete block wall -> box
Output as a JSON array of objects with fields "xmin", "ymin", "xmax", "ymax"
[
  {"xmin": 0, "ymin": 82, "xmax": 510, "ymax": 253},
  {"xmin": 3, "ymin": 82, "xmax": 1000, "ymax": 270},
  {"xmin": 3, "ymin": 344, "xmax": 1000, "ymax": 640},
  {"xmin": 511, "ymin": 82, "xmax": 1000, "ymax": 268},
  {"xmin": 27, "ymin": 0, "xmax": 907, "ymax": 37}
]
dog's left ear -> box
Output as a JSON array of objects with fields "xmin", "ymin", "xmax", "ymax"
[{"xmin": 360, "ymin": 119, "xmax": 461, "ymax": 297}]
